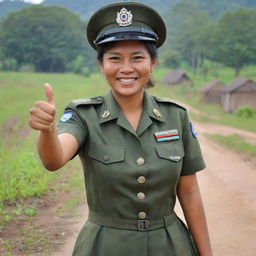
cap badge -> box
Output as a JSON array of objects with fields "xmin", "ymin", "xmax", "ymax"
[{"xmin": 116, "ymin": 7, "xmax": 133, "ymax": 27}]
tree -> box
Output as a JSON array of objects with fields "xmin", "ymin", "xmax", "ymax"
[
  {"xmin": 1, "ymin": 5, "xmax": 91, "ymax": 72},
  {"xmin": 204, "ymin": 8, "xmax": 256, "ymax": 76},
  {"xmin": 162, "ymin": 1, "xmax": 212, "ymax": 73}
]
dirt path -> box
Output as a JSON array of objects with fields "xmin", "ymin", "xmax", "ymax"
[{"xmin": 52, "ymin": 122, "xmax": 256, "ymax": 256}]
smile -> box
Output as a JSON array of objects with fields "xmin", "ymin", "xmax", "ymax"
[{"xmin": 117, "ymin": 78, "xmax": 137, "ymax": 83}]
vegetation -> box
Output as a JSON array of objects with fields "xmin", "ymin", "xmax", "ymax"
[{"xmin": 207, "ymin": 134, "xmax": 256, "ymax": 156}]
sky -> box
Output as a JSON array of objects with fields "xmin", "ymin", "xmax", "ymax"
[{"xmin": 23, "ymin": 0, "xmax": 44, "ymax": 3}]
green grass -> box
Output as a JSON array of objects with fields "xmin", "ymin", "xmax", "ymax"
[{"xmin": 207, "ymin": 134, "xmax": 256, "ymax": 155}]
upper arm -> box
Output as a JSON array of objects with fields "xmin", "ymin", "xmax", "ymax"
[
  {"xmin": 177, "ymin": 173, "xmax": 199, "ymax": 199},
  {"xmin": 58, "ymin": 133, "xmax": 79, "ymax": 164},
  {"xmin": 180, "ymin": 111, "xmax": 206, "ymax": 176}
]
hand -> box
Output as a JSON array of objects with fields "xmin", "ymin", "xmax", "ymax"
[{"xmin": 29, "ymin": 83, "xmax": 56, "ymax": 132}]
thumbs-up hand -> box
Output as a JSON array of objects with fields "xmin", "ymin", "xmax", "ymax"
[{"xmin": 29, "ymin": 83, "xmax": 56, "ymax": 132}]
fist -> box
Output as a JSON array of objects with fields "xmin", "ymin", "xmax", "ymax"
[{"xmin": 29, "ymin": 83, "xmax": 56, "ymax": 132}]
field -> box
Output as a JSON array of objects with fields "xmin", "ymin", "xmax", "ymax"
[{"xmin": 0, "ymin": 66, "xmax": 255, "ymax": 255}]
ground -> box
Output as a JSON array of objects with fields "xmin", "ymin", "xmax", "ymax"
[{"xmin": 1, "ymin": 119, "xmax": 256, "ymax": 256}]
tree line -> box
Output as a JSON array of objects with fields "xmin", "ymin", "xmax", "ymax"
[{"xmin": 0, "ymin": 3, "xmax": 255, "ymax": 76}]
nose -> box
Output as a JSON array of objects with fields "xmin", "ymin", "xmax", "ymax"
[{"xmin": 119, "ymin": 60, "xmax": 134, "ymax": 73}]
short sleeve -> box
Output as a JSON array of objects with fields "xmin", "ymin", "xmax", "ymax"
[
  {"xmin": 57, "ymin": 108, "xmax": 88, "ymax": 149},
  {"xmin": 180, "ymin": 111, "xmax": 206, "ymax": 176}
]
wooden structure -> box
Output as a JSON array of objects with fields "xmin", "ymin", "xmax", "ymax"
[
  {"xmin": 163, "ymin": 69, "xmax": 192, "ymax": 86},
  {"xmin": 200, "ymin": 79, "xmax": 225, "ymax": 104},
  {"xmin": 221, "ymin": 77, "xmax": 256, "ymax": 112}
]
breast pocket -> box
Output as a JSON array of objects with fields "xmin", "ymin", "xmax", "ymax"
[
  {"xmin": 88, "ymin": 143, "xmax": 125, "ymax": 164},
  {"xmin": 155, "ymin": 143, "xmax": 184, "ymax": 162}
]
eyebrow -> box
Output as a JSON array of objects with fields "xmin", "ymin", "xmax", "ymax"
[{"xmin": 106, "ymin": 50, "xmax": 146, "ymax": 55}]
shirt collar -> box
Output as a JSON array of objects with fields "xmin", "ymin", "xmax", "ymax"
[{"xmin": 99, "ymin": 90, "xmax": 166, "ymax": 124}]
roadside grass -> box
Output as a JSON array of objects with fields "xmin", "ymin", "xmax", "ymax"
[
  {"xmin": 0, "ymin": 71, "xmax": 107, "ymax": 254},
  {"xmin": 207, "ymin": 134, "xmax": 256, "ymax": 156}
]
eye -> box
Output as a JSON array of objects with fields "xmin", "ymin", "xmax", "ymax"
[
  {"xmin": 108, "ymin": 56, "xmax": 120, "ymax": 61},
  {"xmin": 133, "ymin": 55, "xmax": 144, "ymax": 61}
]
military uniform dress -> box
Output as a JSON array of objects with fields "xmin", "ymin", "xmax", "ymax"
[{"xmin": 57, "ymin": 90, "xmax": 205, "ymax": 256}]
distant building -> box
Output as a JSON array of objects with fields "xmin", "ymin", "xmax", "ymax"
[
  {"xmin": 163, "ymin": 69, "xmax": 192, "ymax": 86},
  {"xmin": 200, "ymin": 79, "xmax": 225, "ymax": 104},
  {"xmin": 221, "ymin": 77, "xmax": 256, "ymax": 112}
]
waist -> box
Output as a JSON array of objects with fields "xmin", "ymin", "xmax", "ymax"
[{"xmin": 88, "ymin": 210, "xmax": 177, "ymax": 231}]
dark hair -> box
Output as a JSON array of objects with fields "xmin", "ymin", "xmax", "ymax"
[{"xmin": 97, "ymin": 41, "xmax": 158, "ymax": 88}]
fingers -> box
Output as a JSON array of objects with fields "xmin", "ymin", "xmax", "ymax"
[{"xmin": 44, "ymin": 83, "xmax": 55, "ymax": 106}]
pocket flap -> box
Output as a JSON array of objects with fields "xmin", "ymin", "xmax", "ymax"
[
  {"xmin": 155, "ymin": 144, "xmax": 184, "ymax": 162},
  {"xmin": 89, "ymin": 143, "xmax": 125, "ymax": 164}
]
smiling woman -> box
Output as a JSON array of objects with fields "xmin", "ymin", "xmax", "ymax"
[{"xmin": 29, "ymin": 1, "xmax": 213, "ymax": 256}]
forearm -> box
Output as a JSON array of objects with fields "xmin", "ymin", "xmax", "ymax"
[
  {"xmin": 178, "ymin": 189, "xmax": 213, "ymax": 256},
  {"xmin": 37, "ymin": 124, "xmax": 64, "ymax": 171}
]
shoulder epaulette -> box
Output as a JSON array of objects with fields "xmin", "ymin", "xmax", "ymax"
[
  {"xmin": 68, "ymin": 97, "xmax": 103, "ymax": 108},
  {"xmin": 153, "ymin": 96, "xmax": 186, "ymax": 110}
]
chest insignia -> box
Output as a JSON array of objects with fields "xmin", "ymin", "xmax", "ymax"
[
  {"xmin": 102, "ymin": 110, "xmax": 111, "ymax": 118},
  {"xmin": 154, "ymin": 129, "xmax": 180, "ymax": 142}
]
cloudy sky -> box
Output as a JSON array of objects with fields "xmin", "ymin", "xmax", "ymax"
[{"xmin": 23, "ymin": 0, "xmax": 44, "ymax": 3}]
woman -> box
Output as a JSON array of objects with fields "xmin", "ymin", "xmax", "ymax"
[{"xmin": 29, "ymin": 2, "xmax": 213, "ymax": 256}]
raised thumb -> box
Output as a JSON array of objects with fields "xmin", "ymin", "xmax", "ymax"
[{"xmin": 44, "ymin": 83, "xmax": 55, "ymax": 106}]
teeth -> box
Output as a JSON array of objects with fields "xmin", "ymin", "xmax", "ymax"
[{"xmin": 119, "ymin": 78, "xmax": 135, "ymax": 83}]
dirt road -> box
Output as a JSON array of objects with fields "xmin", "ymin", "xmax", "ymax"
[{"xmin": 52, "ymin": 122, "xmax": 256, "ymax": 256}]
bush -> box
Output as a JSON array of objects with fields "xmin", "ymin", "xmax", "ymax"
[
  {"xmin": 0, "ymin": 58, "xmax": 18, "ymax": 71},
  {"xmin": 19, "ymin": 63, "xmax": 36, "ymax": 73},
  {"xmin": 235, "ymin": 106, "xmax": 256, "ymax": 118}
]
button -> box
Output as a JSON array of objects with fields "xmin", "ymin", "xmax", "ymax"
[
  {"xmin": 136, "ymin": 157, "xmax": 145, "ymax": 166},
  {"xmin": 103, "ymin": 155, "xmax": 109, "ymax": 162},
  {"xmin": 137, "ymin": 176, "xmax": 146, "ymax": 184},
  {"xmin": 137, "ymin": 192, "xmax": 145, "ymax": 200},
  {"xmin": 138, "ymin": 211, "xmax": 147, "ymax": 219}
]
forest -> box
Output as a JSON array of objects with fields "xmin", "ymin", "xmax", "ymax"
[{"xmin": 0, "ymin": 0, "xmax": 255, "ymax": 75}]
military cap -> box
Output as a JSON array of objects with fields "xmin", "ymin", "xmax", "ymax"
[{"xmin": 87, "ymin": 1, "xmax": 166, "ymax": 49}]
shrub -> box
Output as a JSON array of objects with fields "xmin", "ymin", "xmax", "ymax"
[{"xmin": 235, "ymin": 106, "xmax": 255, "ymax": 118}]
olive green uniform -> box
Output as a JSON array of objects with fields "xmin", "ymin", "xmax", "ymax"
[{"xmin": 57, "ymin": 90, "xmax": 205, "ymax": 256}]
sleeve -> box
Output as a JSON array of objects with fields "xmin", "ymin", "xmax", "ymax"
[
  {"xmin": 180, "ymin": 111, "xmax": 206, "ymax": 176},
  {"xmin": 57, "ymin": 107, "xmax": 88, "ymax": 150}
]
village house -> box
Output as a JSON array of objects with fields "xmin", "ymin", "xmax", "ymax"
[
  {"xmin": 200, "ymin": 79, "xmax": 225, "ymax": 104},
  {"xmin": 221, "ymin": 77, "xmax": 256, "ymax": 112},
  {"xmin": 163, "ymin": 69, "xmax": 192, "ymax": 86}
]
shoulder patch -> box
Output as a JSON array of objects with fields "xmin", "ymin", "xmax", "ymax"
[{"xmin": 153, "ymin": 96, "xmax": 186, "ymax": 110}]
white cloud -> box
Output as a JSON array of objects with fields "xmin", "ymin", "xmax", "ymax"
[{"xmin": 24, "ymin": 0, "xmax": 44, "ymax": 4}]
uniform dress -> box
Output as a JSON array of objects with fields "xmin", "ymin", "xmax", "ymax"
[{"xmin": 57, "ymin": 90, "xmax": 205, "ymax": 256}]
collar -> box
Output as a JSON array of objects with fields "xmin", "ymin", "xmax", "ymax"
[
  {"xmin": 99, "ymin": 90, "xmax": 120, "ymax": 124},
  {"xmin": 99, "ymin": 90, "xmax": 166, "ymax": 125}
]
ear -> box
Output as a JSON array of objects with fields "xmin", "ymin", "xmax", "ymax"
[{"xmin": 150, "ymin": 57, "xmax": 158, "ymax": 73}]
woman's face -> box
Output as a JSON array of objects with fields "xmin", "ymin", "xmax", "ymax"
[{"xmin": 99, "ymin": 40, "xmax": 157, "ymax": 98}]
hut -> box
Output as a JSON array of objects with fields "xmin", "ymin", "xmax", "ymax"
[
  {"xmin": 221, "ymin": 77, "xmax": 256, "ymax": 112},
  {"xmin": 163, "ymin": 69, "xmax": 192, "ymax": 86},
  {"xmin": 200, "ymin": 79, "xmax": 225, "ymax": 104}
]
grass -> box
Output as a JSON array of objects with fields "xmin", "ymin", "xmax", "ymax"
[
  {"xmin": 207, "ymin": 134, "xmax": 256, "ymax": 155},
  {"xmin": 0, "ymin": 64, "xmax": 255, "ymax": 254}
]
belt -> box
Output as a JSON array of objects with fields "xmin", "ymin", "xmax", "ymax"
[{"xmin": 88, "ymin": 210, "xmax": 177, "ymax": 231}]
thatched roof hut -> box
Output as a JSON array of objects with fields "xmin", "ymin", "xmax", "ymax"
[
  {"xmin": 200, "ymin": 79, "xmax": 225, "ymax": 104},
  {"xmin": 221, "ymin": 77, "xmax": 256, "ymax": 112},
  {"xmin": 163, "ymin": 69, "xmax": 192, "ymax": 86}
]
